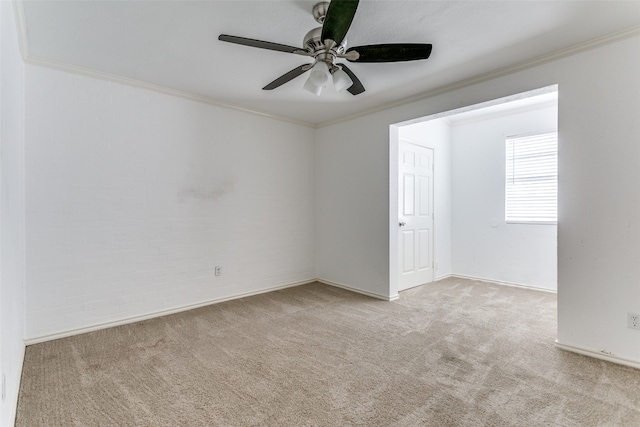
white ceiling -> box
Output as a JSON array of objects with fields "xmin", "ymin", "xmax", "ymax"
[{"xmin": 20, "ymin": 1, "xmax": 640, "ymax": 126}]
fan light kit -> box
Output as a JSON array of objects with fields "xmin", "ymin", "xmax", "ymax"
[{"xmin": 219, "ymin": 0, "xmax": 433, "ymax": 96}]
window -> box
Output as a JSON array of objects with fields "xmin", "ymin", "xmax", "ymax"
[{"xmin": 505, "ymin": 131, "xmax": 558, "ymax": 223}]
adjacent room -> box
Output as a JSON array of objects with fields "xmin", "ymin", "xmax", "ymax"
[
  {"xmin": 392, "ymin": 89, "xmax": 558, "ymax": 295},
  {"xmin": 1, "ymin": 1, "xmax": 639, "ymax": 425}
]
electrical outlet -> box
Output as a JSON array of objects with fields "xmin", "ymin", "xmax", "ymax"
[
  {"xmin": 628, "ymin": 313, "xmax": 640, "ymax": 330},
  {"xmin": 215, "ymin": 266, "xmax": 221, "ymax": 276}
]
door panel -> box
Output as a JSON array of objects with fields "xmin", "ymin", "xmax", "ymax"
[
  {"xmin": 419, "ymin": 176, "xmax": 430, "ymax": 215},
  {"xmin": 418, "ymin": 229, "xmax": 430, "ymax": 269},
  {"xmin": 402, "ymin": 230, "xmax": 415, "ymax": 273},
  {"xmin": 399, "ymin": 142, "xmax": 434, "ymax": 291},
  {"xmin": 403, "ymin": 174, "xmax": 414, "ymax": 215},
  {"xmin": 404, "ymin": 151, "xmax": 415, "ymax": 166}
]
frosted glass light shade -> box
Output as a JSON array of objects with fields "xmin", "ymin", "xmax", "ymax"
[
  {"xmin": 332, "ymin": 68, "xmax": 353, "ymax": 92},
  {"xmin": 308, "ymin": 61, "xmax": 331, "ymax": 87},
  {"xmin": 303, "ymin": 78, "xmax": 323, "ymax": 96}
]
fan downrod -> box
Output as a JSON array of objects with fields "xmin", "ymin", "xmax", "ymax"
[{"xmin": 304, "ymin": 2, "xmax": 349, "ymax": 62}]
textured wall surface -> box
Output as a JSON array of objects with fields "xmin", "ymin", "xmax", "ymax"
[{"xmin": 24, "ymin": 66, "xmax": 316, "ymax": 340}]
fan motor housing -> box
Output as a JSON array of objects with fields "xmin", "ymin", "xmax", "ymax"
[{"xmin": 303, "ymin": 27, "xmax": 346, "ymax": 56}]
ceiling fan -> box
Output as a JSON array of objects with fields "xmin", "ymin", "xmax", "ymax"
[{"xmin": 218, "ymin": 0, "xmax": 432, "ymax": 96}]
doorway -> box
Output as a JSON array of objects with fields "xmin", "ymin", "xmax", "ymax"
[{"xmin": 389, "ymin": 85, "xmax": 559, "ymax": 298}]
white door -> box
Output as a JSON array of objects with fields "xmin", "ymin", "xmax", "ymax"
[{"xmin": 398, "ymin": 142, "xmax": 434, "ymax": 291}]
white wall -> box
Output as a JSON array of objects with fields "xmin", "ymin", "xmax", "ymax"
[
  {"xmin": 24, "ymin": 66, "xmax": 316, "ymax": 341},
  {"xmin": 557, "ymin": 35, "xmax": 640, "ymax": 363},
  {"xmin": 451, "ymin": 105, "xmax": 557, "ymax": 290},
  {"xmin": 316, "ymin": 34, "xmax": 640, "ymax": 363},
  {"xmin": 0, "ymin": 2, "xmax": 26, "ymax": 426},
  {"xmin": 315, "ymin": 118, "xmax": 391, "ymax": 298},
  {"xmin": 399, "ymin": 119, "xmax": 452, "ymax": 281}
]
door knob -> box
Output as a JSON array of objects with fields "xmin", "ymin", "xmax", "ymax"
[{"xmin": 399, "ymin": 221, "xmax": 406, "ymax": 227}]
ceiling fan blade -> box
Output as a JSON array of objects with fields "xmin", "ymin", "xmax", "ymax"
[
  {"xmin": 219, "ymin": 34, "xmax": 301, "ymax": 54},
  {"xmin": 346, "ymin": 44, "xmax": 433, "ymax": 63},
  {"xmin": 338, "ymin": 64, "xmax": 365, "ymax": 95},
  {"xmin": 263, "ymin": 65, "xmax": 310, "ymax": 90},
  {"xmin": 321, "ymin": 0, "xmax": 359, "ymax": 46}
]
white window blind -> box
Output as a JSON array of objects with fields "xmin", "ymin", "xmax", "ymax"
[{"xmin": 505, "ymin": 131, "xmax": 558, "ymax": 223}]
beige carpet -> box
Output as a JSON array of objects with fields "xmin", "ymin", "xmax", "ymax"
[{"xmin": 16, "ymin": 278, "xmax": 640, "ymax": 426}]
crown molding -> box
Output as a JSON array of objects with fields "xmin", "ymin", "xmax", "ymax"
[
  {"xmin": 14, "ymin": 1, "xmax": 314, "ymax": 128},
  {"xmin": 24, "ymin": 55, "xmax": 317, "ymax": 128},
  {"xmin": 317, "ymin": 25, "xmax": 640, "ymax": 128},
  {"xmin": 13, "ymin": 0, "xmax": 639, "ymax": 130}
]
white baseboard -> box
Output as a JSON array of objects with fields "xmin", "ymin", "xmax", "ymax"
[
  {"xmin": 33, "ymin": 276, "xmax": 547, "ymax": 345},
  {"xmin": 450, "ymin": 274, "xmax": 557, "ymax": 293},
  {"xmin": 555, "ymin": 341, "xmax": 640, "ymax": 370},
  {"xmin": 317, "ymin": 278, "xmax": 398, "ymax": 301},
  {"xmin": 25, "ymin": 279, "xmax": 316, "ymax": 345}
]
